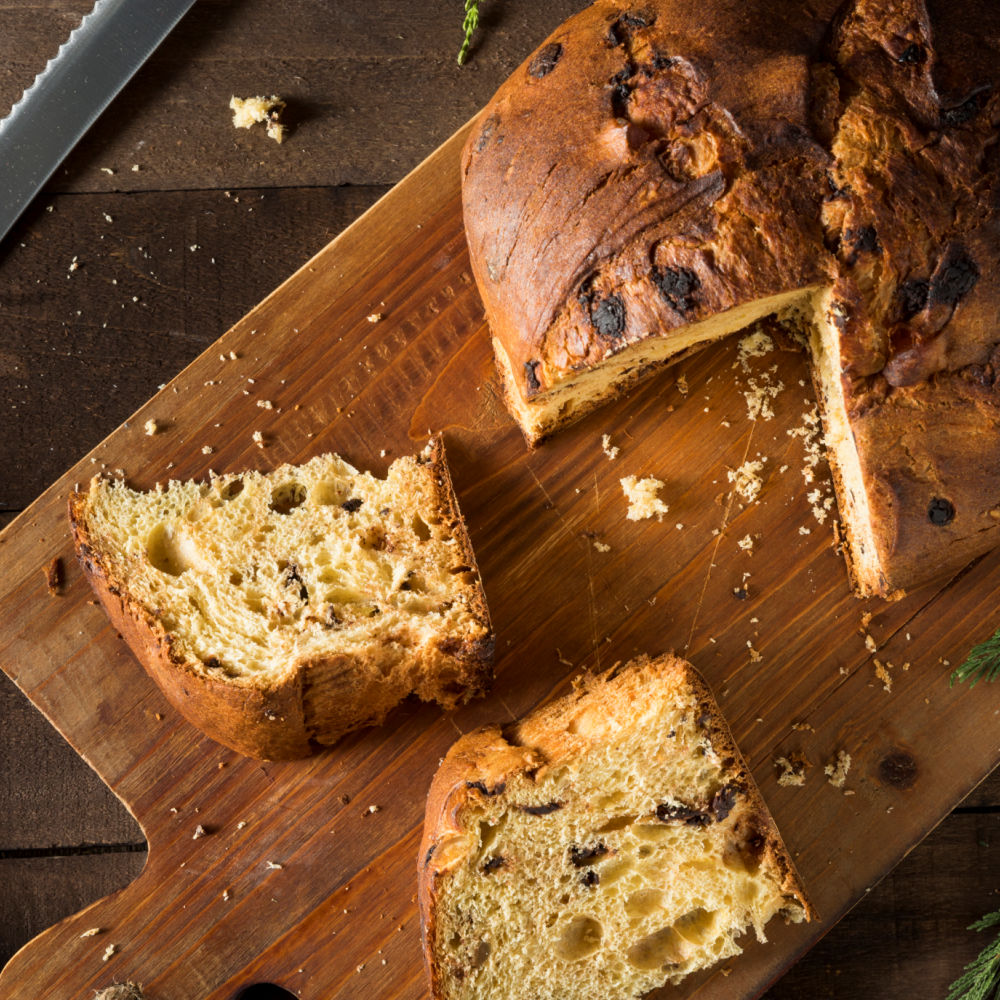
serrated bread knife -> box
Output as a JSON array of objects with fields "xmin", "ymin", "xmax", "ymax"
[{"xmin": 0, "ymin": 0, "xmax": 197, "ymax": 244}]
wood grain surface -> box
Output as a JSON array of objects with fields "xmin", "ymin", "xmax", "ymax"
[{"xmin": 2, "ymin": 3, "xmax": 1000, "ymax": 1000}]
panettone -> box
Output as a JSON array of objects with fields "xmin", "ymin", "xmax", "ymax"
[
  {"xmin": 419, "ymin": 653, "xmax": 812, "ymax": 1000},
  {"xmin": 461, "ymin": 0, "xmax": 1000, "ymax": 597}
]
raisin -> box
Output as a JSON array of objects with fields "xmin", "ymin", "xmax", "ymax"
[
  {"xmin": 897, "ymin": 278, "xmax": 929, "ymax": 318},
  {"xmin": 518, "ymin": 801, "xmax": 563, "ymax": 816},
  {"xmin": 466, "ymin": 780, "xmax": 507, "ymax": 797},
  {"xmin": 569, "ymin": 843, "xmax": 608, "ymax": 867},
  {"xmin": 581, "ymin": 870, "xmax": 600, "ymax": 888},
  {"xmin": 652, "ymin": 265, "xmax": 700, "ymax": 313},
  {"xmin": 474, "ymin": 115, "xmax": 498, "ymax": 154},
  {"xmin": 897, "ymin": 43, "xmax": 924, "ymax": 64},
  {"xmin": 205, "ymin": 656, "xmax": 223, "ymax": 670},
  {"xmin": 611, "ymin": 80, "xmax": 632, "ymax": 119},
  {"xmin": 524, "ymin": 360, "xmax": 542, "ymax": 394},
  {"xmin": 930, "ymin": 249, "xmax": 979, "ymax": 306},
  {"xmin": 655, "ymin": 801, "xmax": 710, "ymax": 825},
  {"xmin": 482, "ymin": 856, "xmax": 504, "ymax": 873},
  {"xmin": 928, "ymin": 498, "xmax": 955, "ymax": 525},
  {"xmin": 651, "ymin": 53, "xmax": 675, "ymax": 71},
  {"xmin": 529, "ymin": 42, "xmax": 563, "ymax": 78},
  {"xmin": 284, "ymin": 564, "xmax": 308, "ymax": 601},
  {"xmin": 845, "ymin": 225, "xmax": 880, "ymax": 257},
  {"xmin": 341, "ymin": 497, "xmax": 363, "ymax": 513},
  {"xmin": 591, "ymin": 294, "xmax": 626, "ymax": 340},
  {"xmin": 711, "ymin": 784, "xmax": 740, "ymax": 822}
]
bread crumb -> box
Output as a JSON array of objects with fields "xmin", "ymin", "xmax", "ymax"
[
  {"xmin": 144, "ymin": 419, "xmax": 159, "ymax": 436},
  {"xmin": 367, "ymin": 313, "xmax": 383, "ymax": 323},
  {"xmin": 252, "ymin": 430, "xmax": 265, "ymax": 448},
  {"xmin": 746, "ymin": 641, "xmax": 763, "ymax": 664},
  {"xmin": 798, "ymin": 525, "xmax": 811, "ymax": 535},
  {"xmin": 366, "ymin": 804, "xmax": 381, "ymax": 815},
  {"xmin": 593, "ymin": 539, "xmax": 611, "ymax": 553},
  {"xmin": 236, "ymin": 820, "xmax": 247, "ymax": 830},
  {"xmin": 131, "ymin": 163, "xmax": 140, "ymax": 172},
  {"xmin": 100, "ymin": 167, "xmax": 115, "ymax": 175},
  {"xmin": 874, "ymin": 659, "xmax": 892, "ymax": 693},
  {"xmin": 860, "ymin": 611, "xmax": 873, "ymax": 627},
  {"xmin": 775, "ymin": 754, "xmax": 809, "ymax": 787},
  {"xmin": 201, "ymin": 445, "xmax": 214, "ymax": 455},
  {"xmin": 222, "ymin": 888, "xmax": 232, "ymax": 901},
  {"xmin": 675, "ymin": 375, "xmax": 689, "ymax": 395},
  {"xmin": 43, "ymin": 556, "xmax": 63, "ymax": 596},
  {"xmin": 192, "ymin": 824, "xmax": 207, "ymax": 840},
  {"xmin": 620, "ymin": 476, "xmax": 668, "ymax": 521},
  {"xmin": 791, "ymin": 721, "xmax": 815, "ymax": 732},
  {"xmin": 230, "ymin": 95, "xmax": 287, "ymax": 143},
  {"xmin": 824, "ymin": 750, "xmax": 852, "ymax": 788},
  {"xmin": 864, "ymin": 633, "xmax": 877, "ymax": 653},
  {"xmin": 735, "ymin": 330, "xmax": 774, "ymax": 372},
  {"xmin": 737, "ymin": 534, "xmax": 754, "ymax": 553},
  {"xmin": 601, "ymin": 434, "xmax": 620, "ymax": 460},
  {"xmin": 102, "ymin": 943, "xmax": 117, "ymax": 961},
  {"xmin": 728, "ymin": 458, "xmax": 765, "ymax": 504},
  {"xmin": 256, "ymin": 399, "xmax": 274, "ymax": 410},
  {"xmin": 79, "ymin": 927, "xmax": 102, "ymax": 938},
  {"xmin": 265, "ymin": 860, "xmax": 283, "ymax": 870}
]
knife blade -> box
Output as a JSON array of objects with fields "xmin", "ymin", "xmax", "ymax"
[{"xmin": 0, "ymin": 0, "xmax": 197, "ymax": 244}]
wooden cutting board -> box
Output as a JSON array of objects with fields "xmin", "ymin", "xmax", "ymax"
[{"xmin": 2, "ymin": 118, "xmax": 1000, "ymax": 1000}]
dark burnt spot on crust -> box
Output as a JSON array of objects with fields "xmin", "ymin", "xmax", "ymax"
[
  {"xmin": 528, "ymin": 42, "xmax": 563, "ymax": 79},
  {"xmin": 591, "ymin": 294, "xmax": 627, "ymax": 341},
  {"xmin": 341, "ymin": 497, "xmax": 363, "ymax": 513},
  {"xmin": 710, "ymin": 783, "xmax": 740, "ymax": 822},
  {"xmin": 606, "ymin": 10, "xmax": 656, "ymax": 46},
  {"xmin": 896, "ymin": 42, "xmax": 925, "ymax": 64},
  {"xmin": 481, "ymin": 855, "xmax": 505, "ymax": 873},
  {"xmin": 652, "ymin": 265, "xmax": 700, "ymax": 314},
  {"xmin": 655, "ymin": 801, "xmax": 711, "ymax": 825},
  {"xmin": 424, "ymin": 844, "xmax": 436, "ymax": 867},
  {"xmin": 897, "ymin": 278, "xmax": 929, "ymax": 319},
  {"xmin": 474, "ymin": 114, "xmax": 499, "ymax": 154},
  {"xmin": 569, "ymin": 843, "xmax": 608, "ymax": 867},
  {"xmin": 524, "ymin": 360, "xmax": 542, "ymax": 395},
  {"xmin": 930, "ymin": 248, "xmax": 979, "ymax": 307},
  {"xmin": 844, "ymin": 225, "xmax": 881, "ymax": 262},
  {"xmin": 518, "ymin": 801, "xmax": 563, "ymax": 816},
  {"xmin": 878, "ymin": 748, "xmax": 918, "ymax": 789},
  {"xmin": 466, "ymin": 780, "xmax": 507, "ymax": 797},
  {"xmin": 928, "ymin": 497, "xmax": 955, "ymax": 525},
  {"xmin": 581, "ymin": 869, "xmax": 600, "ymax": 887},
  {"xmin": 941, "ymin": 85, "xmax": 992, "ymax": 127}
]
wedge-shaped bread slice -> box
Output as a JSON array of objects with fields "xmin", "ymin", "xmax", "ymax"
[
  {"xmin": 69, "ymin": 439, "xmax": 493, "ymax": 759},
  {"xmin": 419, "ymin": 654, "xmax": 812, "ymax": 999}
]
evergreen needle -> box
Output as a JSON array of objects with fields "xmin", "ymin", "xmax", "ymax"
[
  {"xmin": 951, "ymin": 626, "xmax": 1000, "ymax": 688},
  {"xmin": 458, "ymin": 0, "xmax": 480, "ymax": 66},
  {"xmin": 947, "ymin": 908, "xmax": 1000, "ymax": 1000}
]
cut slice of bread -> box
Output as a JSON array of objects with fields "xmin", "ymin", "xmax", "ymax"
[
  {"xmin": 69, "ymin": 438, "xmax": 493, "ymax": 759},
  {"xmin": 419, "ymin": 654, "xmax": 812, "ymax": 999}
]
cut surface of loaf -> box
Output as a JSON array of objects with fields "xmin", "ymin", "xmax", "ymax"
[
  {"xmin": 462, "ymin": 0, "xmax": 1000, "ymax": 597},
  {"xmin": 419, "ymin": 654, "xmax": 812, "ymax": 1000},
  {"xmin": 69, "ymin": 439, "xmax": 493, "ymax": 759}
]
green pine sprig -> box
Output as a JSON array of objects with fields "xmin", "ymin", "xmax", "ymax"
[
  {"xmin": 947, "ymin": 908, "xmax": 1000, "ymax": 1000},
  {"xmin": 457, "ymin": 0, "xmax": 480, "ymax": 66},
  {"xmin": 951, "ymin": 626, "xmax": 1000, "ymax": 688}
]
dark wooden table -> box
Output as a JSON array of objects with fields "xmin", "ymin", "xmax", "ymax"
[{"xmin": 2, "ymin": 2, "xmax": 999, "ymax": 996}]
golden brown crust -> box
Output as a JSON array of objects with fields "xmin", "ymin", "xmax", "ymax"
[
  {"xmin": 417, "ymin": 653, "xmax": 814, "ymax": 997},
  {"xmin": 69, "ymin": 438, "xmax": 494, "ymax": 761},
  {"xmin": 463, "ymin": 0, "xmax": 1000, "ymax": 596}
]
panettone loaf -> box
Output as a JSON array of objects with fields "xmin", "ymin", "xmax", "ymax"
[
  {"xmin": 462, "ymin": 0, "xmax": 1000, "ymax": 597},
  {"xmin": 419, "ymin": 654, "xmax": 812, "ymax": 1000},
  {"xmin": 69, "ymin": 439, "xmax": 493, "ymax": 759}
]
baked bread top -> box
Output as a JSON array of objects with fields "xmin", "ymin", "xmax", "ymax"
[
  {"xmin": 462, "ymin": 0, "xmax": 1000, "ymax": 596},
  {"xmin": 69, "ymin": 439, "xmax": 493, "ymax": 759},
  {"xmin": 419, "ymin": 653, "xmax": 812, "ymax": 999}
]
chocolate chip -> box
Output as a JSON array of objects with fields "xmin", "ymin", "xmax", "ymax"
[
  {"xmin": 941, "ymin": 85, "xmax": 992, "ymax": 126},
  {"xmin": 529, "ymin": 42, "xmax": 563, "ymax": 78},
  {"xmin": 581, "ymin": 870, "xmax": 600, "ymax": 887},
  {"xmin": 482, "ymin": 856, "xmax": 504, "ymax": 873},
  {"xmin": 341, "ymin": 497, "xmax": 363, "ymax": 513},
  {"xmin": 711, "ymin": 784, "xmax": 740, "ymax": 822},
  {"xmin": 897, "ymin": 278, "xmax": 929, "ymax": 319},
  {"xmin": 569, "ymin": 843, "xmax": 608, "ymax": 867},
  {"xmin": 652, "ymin": 265, "xmax": 700, "ymax": 313},
  {"xmin": 897, "ymin": 43, "xmax": 924, "ymax": 64},
  {"xmin": 930, "ymin": 249, "xmax": 979, "ymax": 307},
  {"xmin": 591, "ymin": 294, "xmax": 626, "ymax": 340},
  {"xmin": 466, "ymin": 780, "xmax": 507, "ymax": 797},
  {"xmin": 655, "ymin": 801, "xmax": 710, "ymax": 825},
  {"xmin": 928, "ymin": 497, "xmax": 955, "ymax": 525},
  {"xmin": 524, "ymin": 360, "xmax": 542, "ymax": 394},
  {"xmin": 518, "ymin": 801, "xmax": 563, "ymax": 816}
]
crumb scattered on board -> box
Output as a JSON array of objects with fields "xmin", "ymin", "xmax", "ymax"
[
  {"xmin": 775, "ymin": 753, "xmax": 809, "ymax": 787},
  {"xmin": 620, "ymin": 476, "xmax": 668, "ymax": 521},
  {"xmin": 101, "ymin": 943, "xmax": 118, "ymax": 961},
  {"xmin": 79, "ymin": 927, "xmax": 102, "ymax": 938},
  {"xmin": 593, "ymin": 539, "xmax": 611, "ymax": 553},
  {"xmin": 728, "ymin": 457, "xmax": 765, "ymax": 504},
  {"xmin": 143, "ymin": 419, "xmax": 159, "ymax": 436},
  {"xmin": 43, "ymin": 556, "xmax": 63, "ymax": 596},
  {"xmin": 601, "ymin": 433, "xmax": 620, "ymax": 460},
  {"xmin": 230, "ymin": 95, "xmax": 287, "ymax": 143},
  {"xmin": 874, "ymin": 658, "xmax": 893, "ymax": 692},
  {"xmin": 824, "ymin": 750, "xmax": 852, "ymax": 789}
]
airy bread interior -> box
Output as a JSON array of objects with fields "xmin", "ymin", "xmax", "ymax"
[
  {"xmin": 426, "ymin": 657, "xmax": 809, "ymax": 1000},
  {"xmin": 76, "ymin": 448, "xmax": 488, "ymax": 689}
]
